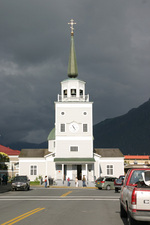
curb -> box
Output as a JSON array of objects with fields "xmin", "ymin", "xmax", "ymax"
[
  {"xmin": 49, "ymin": 186, "xmax": 97, "ymax": 189},
  {"xmin": 31, "ymin": 185, "xmax": 97, "ymax": 189}
]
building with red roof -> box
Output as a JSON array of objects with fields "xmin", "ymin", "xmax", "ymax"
[
  {"xmin": 124, "ymin": 155, "xmax": 150, "ymax": 160},
  {"xmin": 0, "ymin": 145, "xmax": 20, "ymax": 156},
  {"xmin": 124, "ymin": 155, "xmax": 150, "ymax": 173},
  {"xmin": 0, "ymin": 145, "xmax": 20, "ymax": 178}
]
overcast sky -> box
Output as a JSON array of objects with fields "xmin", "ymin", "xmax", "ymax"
[{"xmin": 0, "ymin": 0, "xmax": 150, "ymax": 145}]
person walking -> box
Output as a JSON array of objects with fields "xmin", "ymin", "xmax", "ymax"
[
  {"xmin": 75, "ymin": 177, "xmax": 78, "ymax": 187},
  {"xmin": 82, "ymin": 175, "xmax": 86, "ymax": 187},
  {"xmin": 67, "ymin": 177, "xmax": 70, "ymax": 186},
  {"xmin": 45, "ymin": 176, "xmax": 47, "ymax": 188}
]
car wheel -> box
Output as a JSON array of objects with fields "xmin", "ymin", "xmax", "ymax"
[
  {"xmin": 115, "ymin": 187, "xmax": 118, "ymax": 193},
  {"xmin": 127, "ymin": 210, "xmax": 136, "ymax": 225},
  {"xmin": 120, "ymin": 203, "xmax": 127, "ymax": 218},
  {"xmin": 25, "ymin": 185, "xmax": 28, "ymax": 191},
  {"xmin": 98, "ymin": 187, "xmax": 102, "ymax": 190},
  {"xmin": 106, "ymin": 185, "xmax": 111, "ymax": 190}
]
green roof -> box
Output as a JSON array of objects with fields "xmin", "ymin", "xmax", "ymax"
[
  {"xmin": 67, "ymin": 35, "xmax": 78, "ymax": 78},
  {"xmin": 47, "ymin": 128, "xmax": 55, "ymax": 141},
  {"xmin": 54, "ymin": 158, "xmax": 95, "ymax": 162}
]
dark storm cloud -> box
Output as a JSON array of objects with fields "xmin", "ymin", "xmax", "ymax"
[{"xmin": 0, "ymin": 0, "xmax": 150, "ymax": 145}]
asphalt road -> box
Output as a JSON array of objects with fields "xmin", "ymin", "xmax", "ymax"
[{"xmin": 0, "ymin": 187, "xmax": 149, "ymax": 225}]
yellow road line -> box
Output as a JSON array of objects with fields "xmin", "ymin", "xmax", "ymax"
[
  {"xmin": 1, "ymin": 208, "xmax": 45, "ymax": 225},
  {"xmin": 1, "ymin": 208, "xmax": 41, "ymax": 225},
  {"xmin": 61, "ymin": 191, "xmax": 72, "ymax": 197}
]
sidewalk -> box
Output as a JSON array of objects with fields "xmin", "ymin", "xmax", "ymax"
[
  {"xmin": 0, "ymin": 181, "xmax": 96, "ymax": 193},
  {"xmin": 0, "ymin": 183, "xmax": 11, "ymax": 193},
  {"xmin": 49, "ymin": 180, "xmax": 96, "ymax": 189}
]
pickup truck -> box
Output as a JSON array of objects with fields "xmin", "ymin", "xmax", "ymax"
[{"xmin": 120, "ymin": 168, "xmax": 150, "ymax": 225}]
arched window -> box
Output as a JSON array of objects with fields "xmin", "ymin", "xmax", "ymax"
[
  {"xmin": 71, "ymin": 89, "xmax": 76, "ymax": 96},
  {"xmin": 63, "ymin": 89, "xmax": 67, "ymax": 96},
  {"xmin": 80, "ymin": 89, "xmax": 83, "ymax": 96}
]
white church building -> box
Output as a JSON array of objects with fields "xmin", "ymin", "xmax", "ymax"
[{"xmin": 19, "ymin": 20, "xmax": 124, "ymax": 184}]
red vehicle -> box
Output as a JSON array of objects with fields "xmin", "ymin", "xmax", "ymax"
[
  {"xmin": 120, "ymin": 168, "xmax": 150, "ymax": 225},
  {"xmin": 114, "ymin": 175, "xmax": 125, "ymax": 193}
]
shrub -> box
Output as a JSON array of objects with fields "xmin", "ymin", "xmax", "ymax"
[{"xmin": 0, "ymin": 152, "xmax": 9, "ymax": 162}]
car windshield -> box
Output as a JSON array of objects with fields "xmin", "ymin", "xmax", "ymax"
[{"xmin": 13, "ymin": 176, "xmax": 27, "ymax": 182}]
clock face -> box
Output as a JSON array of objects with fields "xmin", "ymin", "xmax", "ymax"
[{"xmin": 69, "ymin": 122, "xmax": 79, "ymax": 133}]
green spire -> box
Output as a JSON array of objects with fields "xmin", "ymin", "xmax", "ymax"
[{"xmin": 68, "ymin": 19, "xmax": 78, "ymax": 78}]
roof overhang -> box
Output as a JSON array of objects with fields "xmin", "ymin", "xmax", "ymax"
[{"xmin": 54, "ymin": 158, "xmax": 95, "ymax": 164}]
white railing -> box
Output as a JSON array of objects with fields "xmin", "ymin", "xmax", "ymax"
[{"xmin": 57, "ymin": 95, "xmax": 89, "ymax": 102}]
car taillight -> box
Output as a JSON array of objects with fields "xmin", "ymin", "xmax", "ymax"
[
  {"xmin": 101, "ymin": 181, "xmax": 105, "ymax": 183},
  {"xmin": 131, "ymin": 188, "xmax": 137, "ymax": 205},
  {"xmin": 95, "ymin": 180, "xmax": 97, "ymax": 183}
]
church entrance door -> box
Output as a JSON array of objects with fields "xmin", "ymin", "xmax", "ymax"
[{"xmin": 77, "ymin": 165, "xmax": 82, "ymax": 180}]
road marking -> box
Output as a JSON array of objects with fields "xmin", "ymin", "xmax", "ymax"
[
  {"xmin": 0, "ymin": 198, "xmax": 119, "ymax": 201},
  {"xmin": 0, "ymin": 195, "xmax": 119, "ymax": 198},
  {"xmin": 0, "ymin": 195, "xmax": 120, "ymax": 200},
  {"xmin": 61, "ymin": 191, "xmax": 72, "ymax": 197},
  {"xmin": 1, "ymin": 208, "xmax": 45, "ymax": 225}
]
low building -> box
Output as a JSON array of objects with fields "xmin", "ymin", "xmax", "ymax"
[
  {"xmin": 0, "ymin": 145, "xmax": 20, "ymax": 178},
  {"xmin": 19, "ymin": 148, "xmax": 124, "ymax": 182},
  {"xmin": 124, "ymin": 155, "xmax": 150, "ymax": 173},
  {"xmin": 94, "ymin": 148, "xmax": 124, "ymax": 178},
  {"xmin": 124, "ymin": 155, "xmax": 150, "ymax": 165}
]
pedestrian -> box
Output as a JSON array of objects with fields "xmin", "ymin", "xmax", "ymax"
[
  {"xmin": 75, "ymin": 177, "xmax": 78, "ymax": 187},
  {"xmin": 82, "ymin": 175, "xmax": 86, "ymax": 187},
  {"xmin": 67, "ymin": 177, "xmax": 70, "ymax": 186},
  {"xmin": 5, "ymin": 174, "xmax": 8, "ymax": 185},
  {"xmin": 2, "ymin": 174, "xmax": 6, "ymax": 185},
  {"xmin": 45, "ymin": 176, "xmax": 47, "ymax": 188}
]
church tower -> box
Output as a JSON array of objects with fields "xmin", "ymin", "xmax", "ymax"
[{"xmin": 48, "ymin": 20, "xmax": 94, "ymax": 181}]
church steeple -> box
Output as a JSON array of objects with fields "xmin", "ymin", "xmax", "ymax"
[{"xmin": 67, "ymin": 19, "xmax": 78, "ymax": 78}]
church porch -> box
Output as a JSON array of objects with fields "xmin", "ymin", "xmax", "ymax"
[{"xmin": 54, "ymin": 158, "xmax": 95, "ymax": 184}]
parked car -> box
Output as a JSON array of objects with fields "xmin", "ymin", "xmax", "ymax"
[
  {"xmin": 114, "ymin": 175, "xmax": 125, "ymax": 193},
  {"xmin": 95, "ymin": 176, "xmax": 117, "ymax": 190},
  {"xmin": 11, "ymin": 175, "xmax": 30, "ymax": 191}
]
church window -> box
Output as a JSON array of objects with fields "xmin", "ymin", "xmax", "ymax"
[
  {"xmin": 70, "ymin": 146, "xmax": 78, "ymax": 152},
  {"xmin": 60, "ymin": 124, "xmax": 65, "ymax": 132},
  {"xmin": 30, "ymin": 165, "xmax": 37, "ymax": 175},
  {"xmin": 71, "ymin": 89, "xmax": 76, "ymax": 96},
  {"xmin": 63, "ymin": 89, "xmax": 67, "ymax": 96},
  {"xmin": 80, "ymin": 89, "xmax": 83, "ymax": 96},
  {"xmin": 83, "ymin": 124, "xmax": 88, "ymax": 132},
  {"xmin": 106, "ymin": 165, "xmax": 113, "ymax": 175}
]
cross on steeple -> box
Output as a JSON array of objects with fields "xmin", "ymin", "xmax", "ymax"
[{"xmin": 68, "ymin": 19, "xmax": 76, "ymax": 35}]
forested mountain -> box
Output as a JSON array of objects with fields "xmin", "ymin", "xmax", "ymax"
[{"xmin": 93, "ymin": 99, "xmax": 150, "ymax": 155}]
